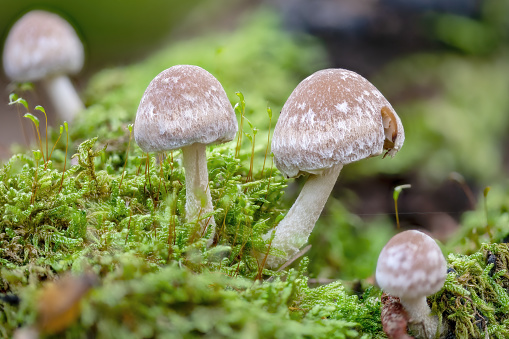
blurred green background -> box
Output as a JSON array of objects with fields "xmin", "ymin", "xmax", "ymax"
[
  {"xmin": 2, "ymin": 0, "xmax": 509, "ymax": 281},
  {"xmin": 0, "ymin": 0, "xmax": 204, "ymax": 70}
]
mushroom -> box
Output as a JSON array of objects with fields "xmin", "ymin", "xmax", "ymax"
[
  {"xmin": 264, "ymin": 68, "xmax": 404, "ymax": 267},
  {"xmin": 3, "ymin": 10, "xmax": 85, "ymax": 121},
  {"xmin": 376, "ymin": 230, "xmax": 447, "ymax": 338},
  {"xmin": 134, "ymin": 65, "xmax": 237, "ymax": 243}
]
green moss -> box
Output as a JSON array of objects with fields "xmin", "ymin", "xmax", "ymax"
[{"xmin": 431, "ymin": 243, "xmax": 509, "ymax": 338}]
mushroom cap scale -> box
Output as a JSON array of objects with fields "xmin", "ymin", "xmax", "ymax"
[
  {"xmin": 3, "ymin": 10, "xmax": 84, "ymax": 82},
  {"xmin": 376, "ymin": 230, "xmax": 447, "ymax": 301},
  {"xmin": 271, "ymin": 68, "xmax": 404, "ymax": 178},
  {"xmin": 134, "ymin": 65, "xmax": 237, "ymax": 152}
]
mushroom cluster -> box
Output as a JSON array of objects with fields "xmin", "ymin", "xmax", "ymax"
[
  {"xmin": 132, "ymin": 66, "xmax": 405, "ymax": 262},
  {"xmin": 376, "ymin": 230, "xmax": 447, "ymax": 338},
  {"xmin": 3, "ymin": 10, "xmax": 85, "ymax": 121},
  {"xmin": 264, "ymin": 68, "xmax": 404, "ymax": 267}
]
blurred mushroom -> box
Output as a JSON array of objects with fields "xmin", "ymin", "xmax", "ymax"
[
  {"xmin": 3, "ymin": 10, "xmax": 85, "ymax": 121},
  {"xmin": 13, "ymin": 272, "xmax": 97, "ymax": 338},
  {"xmin": 134, "ymin": 65, "xmax": 237, "ymax": 243},
  {"xmin": 13, "ymin": 327, "xmax": 39, "ymax": 339},
  {"xmin": 376, "ymin": 230, "xmax": 447, "ymax": 338},
  {"xmin": 37, "ymin": 272, "xmax": 97, "ymax": 334},
  {"xmin": 264, "ymin": 68, "xmax": 404, "ymax": 267}
]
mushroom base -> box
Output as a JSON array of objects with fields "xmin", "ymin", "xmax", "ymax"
[
  {"xmin": 42, "ymin": 74, "xmax": 84, "ymax": 122},
  {"xmin": 263, "ymin": 163, "xmax": 343, "ymax": 268},
  {"xmin": 182, "ymin": 143, "xmax": 216, "ymax": 245},
  {"xmin": 400, "ymin": 296, "xmax": 443, "ymax": 339}
]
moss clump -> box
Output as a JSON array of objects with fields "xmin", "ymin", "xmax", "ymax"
[
  {"xmin": 0, "ymin": 131, "xmax": 288, "ymax": 273},
  {"xmin": 2, "ymin": 252, "xmax": 382, "ymax": 338},
  {"xmin": 431, "ymin": 243, "xmax": 509, "ymax": 338}
]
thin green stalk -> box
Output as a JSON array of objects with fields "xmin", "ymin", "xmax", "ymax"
[
  {"xmin": 484, "ymin": 186, "xmax": 492, "ymax": 241},
  {"xmin": 167, "ymin": 187, "xmax": 179, "ymax": 260},
  {"xmin": 24, "ymin": 113, "xmax": 45, "ymax": 163},
  {"xmin": 48, "ymin": 125, "xmax": 64, "ymax": 161},
  {"xmin": 125, "ymin": 207, "xmax": 133, "ymax": 244},
  {"xmin": 58, "ymin": 122, "xmax": 69, "ymax": 194},
  {"xmin": 261, "ymin": 107, "xmax": 272, "ymax": 177},
  {"xmin": 119, "ymin": 124, "xmax": 133, "ymax": 191},
  {"xmin": 449, "ymin": 172, "xmax": 476, "ymax": 209},
  {"xmin": 160, "ymin": 152, "xmax": 168, "ymax": 194},
  {"xmin": 145, "ymin": 153, "xmax": 152, "ymax": 192},
  {"xmin": 31, "ymin": 150, "xmax": 42, "ymax": 204},
  {"xmin": 16, "ymin": 105, "xmax": 30, "ymax": 146},
  {"xmin": 35, "ymin": 105, "xmax": 48, "ymax": 168},
  {"xmin": 244, "ymin": 117, "xmax": 256, "ymax": 183},
  {"xmin": 264, "ymin": 155, "xmax": 275, "ymax": 201},
  {"xmin": 393, "ymin": 184, "xmax": 411, "ymax": 229},
  {"xmin": 8, "ymin": 93, "xmax": 30, "ymax": 146},
  {"xmin": 234, "ymin": 92, "xmax": 245, "ymax": 158},
  {"xmin": 9, "ymin": 95, "xmax": 45, "ymax": 162},
  {"xmin": 247, "ymin": 130, "xmax": 256, "ymax": 182}
]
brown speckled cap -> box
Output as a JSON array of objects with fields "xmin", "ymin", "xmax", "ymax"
[
  {"xmin": 3, "ymin": 10, "xmax": 84, "ymax": 81},
  {"xmin": 134, "ymin": 65, "xmax": 237, "ymax": 152},
  {"xmin": 376, "ymin": 230, "xmax": 447, "ymax": 300},
  {"xmin": 271, "ymin": 68, "xmax": 404, "ymax": 178}
]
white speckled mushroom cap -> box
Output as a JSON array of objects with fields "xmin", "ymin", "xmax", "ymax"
[
  {"xmin": 376, "ymin": 230, "xmax": 447, "ymax": 301},
  {"xmin": 271, "ymin": 68, "xmax": 404, "ymax": 178},
  {"xmin": 134, "ymin": 65, "xmax": 237, "ymax": 152},
  {"xmin": 3, "ymin": 10, "xmax": 84, "ymax": 82}
]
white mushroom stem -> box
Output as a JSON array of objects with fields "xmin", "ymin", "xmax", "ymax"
[
  {"xmin": 181, "ymin": 143, "xmax": 216, "ymax": 243},
  {"xmin": 264, "ymin": 163, "xmax": 343, "ymax": 268},
  {"xmin": 41, "ymin": 74, "xmax": 84, "ymax": 122},
  {"xmin": 399, "ymin": 296, "xmax": 439, "ymax": 339}
]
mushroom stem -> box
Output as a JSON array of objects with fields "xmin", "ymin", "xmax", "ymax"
[
  {"xmin": 42, "ymin": 74, "xmax": 84, "ymax": 122},
  {"xmin": 181, "ymin": 143, "xmax": 216, "ymax": 243},
  {"xmin": 264, "ymin": 163, "xmax": 343, "ymax": 268},
  {"xmin": 399, "ymin": 296, "xmax": 439, "ymax": 339}
]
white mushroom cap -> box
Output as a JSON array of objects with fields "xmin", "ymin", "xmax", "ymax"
[
  {"xmin": 376, "ymin": 230, "xmax": 447, "ymax": 300},
  {"xmin": 271, "ymin": 68, "xmax": 404, "ymax": 178},
  {"xmin": 3, "ymin": 10, "xmax": 84, "ymax": 82},
  {"xmin": 134, "ymin": 65, "xmax": 237, "ymax": 152}
]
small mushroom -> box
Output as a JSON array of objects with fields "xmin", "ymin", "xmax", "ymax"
[
  {"xmin": 134, "ymin": 65, "xmax": 237, "ymax": 243},
  {"xmin": 376, "ymin": 230, "xmax": 447, "ymax": 339},
  {"xmin": 264, "ymin": 68, "xmax": 404, "ymax": 267},
  {"xmin": 2, "ymin": 10, "xmax": 85, "ymax": 121}
]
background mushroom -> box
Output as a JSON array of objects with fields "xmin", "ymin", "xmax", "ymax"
[
  {"xmin": 376, "ymin": 230, "xmax": 447, "ymax": 338},
  {"xmin": 134, "ymin": 64, "xmax": 237, "ymax": 243},
  {"xmin": 264, "ymin": 68, "xmax": 404, "ymax": 267},
  {"xmin": 3, "ymin": 10, "xmax": 85, "ymax": 121}
]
